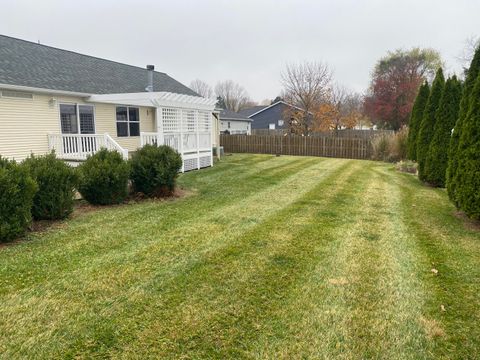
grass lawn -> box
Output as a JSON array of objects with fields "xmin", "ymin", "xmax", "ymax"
[{"xmin": 1, "ymin": 154, "xmax": 479, "ymax": 359}]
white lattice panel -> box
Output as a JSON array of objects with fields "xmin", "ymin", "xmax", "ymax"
[
  {"xmin": 199, "ymin": 155, "xmax": 211, "ymax": 168},
  {"xmin": 183, "ymin": 110, "xmax": 196, "ymax": 133},
  {"xmin": 162, "ymin": 108, "xmax": 181, "ymax": 132},
  {"xmin": 183, "ymin": 158, "xmax": 198, "ymax": 172},
  {"xmin": 198, "ymin": 111, "xmax": 211, "ymax": 132}
]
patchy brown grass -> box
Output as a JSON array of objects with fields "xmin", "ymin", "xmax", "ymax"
[
  {"xmin": 453, "ymin": 210, "xmax": 480, "ymax": 231},
  {"xmin": 419, "ymin": 316, "xmax": 446, "ymax": 339}
]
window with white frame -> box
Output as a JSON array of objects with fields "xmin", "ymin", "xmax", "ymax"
[
  {"xmin": 278, "ymin": 119, "xmax": 284, "ymax": 126},
  {"xmin": 116, "ymin": 106, "xmax": 140, "ymax": 137},
  {"xmin": 60, "ymin": 104, "xmax": 95, "ymax": 134},
  {"xmin": 269, "ymin": 123, "xmax": 275, "ymax": 130}
]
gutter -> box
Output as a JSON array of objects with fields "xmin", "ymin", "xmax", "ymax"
[{"xmin": 0, "ymin": 83, "xmax": 92, "ymax": 97}]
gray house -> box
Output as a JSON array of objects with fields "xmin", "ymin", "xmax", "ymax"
[
  {"xmin": 238, "ymin": 101, "xmax": 298, "ymax": 130},
  {"xmin": 219, "ymin": 109, "xmax": 252, "ymax": 134}
]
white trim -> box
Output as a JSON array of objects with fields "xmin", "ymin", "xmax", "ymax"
[
  {"xmin": 88, "ymin": 92, "xmax": 217, "ymax": 111},
  {"xmin": 0, "ymin": 83, "xmax": 91, "ymax": 97},
  {"xmin": 247, "ymin": 101, "xmax": 308, "ymax": 118}
]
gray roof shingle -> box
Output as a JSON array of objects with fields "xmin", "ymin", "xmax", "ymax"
[
  {"xmin": 219, "ymin": 108, "xmax": 252, "ymax": 121},
  {"xmin": 237, "ymin": 105, "xmax": 267, "ymax": 117},
  {"xmin": 0, "ymin": 35, "xmax": 198, "ymax": 96}
]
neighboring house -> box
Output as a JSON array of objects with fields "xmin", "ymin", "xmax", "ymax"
[
  {"xmin": 238, "ymin": 101, "xmax": 300, "ymax": 130},
  {"xmin": 219, "ymin": 109, "xmax": 252, "ymax": 135},
  {"xmin": 0, "ymin": 35, "xmax": 219, "ymax": 171}
]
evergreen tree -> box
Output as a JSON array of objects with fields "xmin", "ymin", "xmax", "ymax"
[
  {"xmin": 424, "ymin": 76, "xmax": 462, "ymax": 187},
  {"xmin": 454, "ymin": 72, "xmax": 480, "ymax": 219},
  {"xmin": 446, "ymin": 45, "xmax": 480, "ymax": 203},
  {"xmin": 406, "ymin": 82, "xmax": 430, "ymax": 160},
  {"xmin": 416, "ymin": 68, "xmax": 445, "ymax": 181}
]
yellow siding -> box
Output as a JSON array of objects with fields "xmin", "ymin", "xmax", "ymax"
[{"xmin": 0, "ymin": 92, "xmax": 155, "ymax": 161}]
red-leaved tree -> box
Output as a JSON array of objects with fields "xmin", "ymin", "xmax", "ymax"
[{"xmin": 364, "ymin": 48, "xmax": 443, "ymax": 130}]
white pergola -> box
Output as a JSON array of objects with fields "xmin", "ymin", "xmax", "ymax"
[{"xmin": 89, "ymin": 92, "xmax": 218, "ymax": 172}]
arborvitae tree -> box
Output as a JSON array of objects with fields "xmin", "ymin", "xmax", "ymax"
[
  {"xmin": 423, "ymin": 76, "xmax": 462, "ymax": 187},
  {"xmin": 454, "ymin": 72, "xmax": 480, "ymax": 219},
  {"xmin": 407, "ymin": 82, "xmax": 430, "ymax": 160},
  {"xmin": 446, "ymin": 45, "xmax": 480, "ymax": 203},
  {"xmin": 416, "ymin": 68, "xmax": 445, "ymax": 181}
]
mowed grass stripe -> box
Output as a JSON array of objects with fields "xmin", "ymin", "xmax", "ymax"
[
  {"xmin": 108, "ymin": 160, "xmax": 363, "ymax": 358},
  {"xmin": 0, "ymin": 157, "xmax": 349, "ymax": 358},
  {"xmin": 0, "ymin": 155, "xmax": 317, "ymax": 294},
  {"xmin": 392, "ymin": 168, "xmax": 480, "ymax": 359}
]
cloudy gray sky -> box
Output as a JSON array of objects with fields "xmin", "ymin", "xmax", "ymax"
[{"xmin": 1, "ymin": 0, "xmax": 478, "ymax": 101}]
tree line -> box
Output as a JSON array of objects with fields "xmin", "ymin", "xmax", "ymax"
[{"xmin": 406, "ymin": 45, "xmax": 480, "ymax": 219}]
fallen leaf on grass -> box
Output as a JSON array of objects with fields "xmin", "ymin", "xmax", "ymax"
[{"xmin": 431, "ymin": 268, "xmax": 438, "ymax": 275}]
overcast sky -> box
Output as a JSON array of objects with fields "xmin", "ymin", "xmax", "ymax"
[{"xmin": 1, "ymin": 0, "xmax": 478, "ymax": 101}]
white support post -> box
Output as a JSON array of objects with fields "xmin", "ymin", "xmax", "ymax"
[
  {"xmin": 179, "ymin": 109, "xmax": 185, "ymax": 173},
  {"xmin": 156, "ymin": 107, "xmax": 164, "ymax": 146},
  {"xmin": 196, "ymin": 110, "xmax": 200, "ymax": 170},
  {"xmin": 210, "ymin": 114, "xmax": 214, "ymax": 166}
]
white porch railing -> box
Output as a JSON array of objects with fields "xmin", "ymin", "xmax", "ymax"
[
  {"xmin": 141, "ymin": 131, "xmax": 212, "ymax": 172},
  {"xmin": 48, "ymin": 133, "xmax": 128, "ymax": 160}
]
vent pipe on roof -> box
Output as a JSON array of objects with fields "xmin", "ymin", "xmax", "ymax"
[{"xmin": 146, "ymin": 65, "xmax": 154, "ymax": 92}]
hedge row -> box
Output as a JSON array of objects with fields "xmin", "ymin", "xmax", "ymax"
[
  {"xmin": 408, "ymin": 44, "xmax": 480, "ymax": 219},
  {"xmin": 0, "ymin": 144, "xmax": 183, "ymax": 242}
]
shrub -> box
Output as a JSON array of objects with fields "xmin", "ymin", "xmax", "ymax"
[
  {"xmin": 406, "ymin": 82, "xmax": 430, "ymax": 160},
  {"xmin": 371, "ymin": 127, "xmax": 408, "ymax": 162},
  {"xmin": 0, "ymin": 157, "xmax": 37, "ymax": 242},
  {"xmin": 424, "ymin": 76, "xmax": 462, "ymax": 187},
  {"xmin": 77, "ymin": 149, "xmax": 130, "ymax": 205},
  {"xmin": 22, "ymin": 152, "xmax": 77, "ymax": 220},
  {"xmin": 417, "ymin": 68, "xmax": 445, "ymax": 181},
  {"xmin": 371, "ymin": 133, "xmax": 391, "ymax": 161},
  {"xmin": 130, "ymin": 144, "xmax": 182, "ymax": 197},
  {"xmin": 447, "ymin": 45, "xmax": 480, "ymax": 203}
]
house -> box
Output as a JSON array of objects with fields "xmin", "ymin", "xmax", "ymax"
[
  {"xmin": 238, "ymin": 101, "xmax": 299, "ymax": 130},
  {"xmin": 0, "ymin": 35, "xmax": 219, "ymax": 171},
  {"xmin": 219, "ymin": 109, "xmax": 252, "ymax": 135}
]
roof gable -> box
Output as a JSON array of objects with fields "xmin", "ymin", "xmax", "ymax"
[{"xmin": 0, "ymin": 35, "xmax": 198, "ymax": 96}]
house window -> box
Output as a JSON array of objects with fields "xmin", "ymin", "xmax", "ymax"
[
  {"xmin": 116, "ymin": 106, "xmax": 140, "ymax": 137},
  {"xmin": 60, "ymin": 104, "xmax": 95, "ymax": 134},
  {"xmin": 269, "ymin": 123, "xmax": 276, "ymax": 130},
  {"xmin": 278, "ymin": 119, "xmax": 284, "ymax": 126}
]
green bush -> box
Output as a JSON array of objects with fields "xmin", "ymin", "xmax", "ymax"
[
  {"xmin": 417, "ymin": 68, "xmax": 445, "ymax": 181},
  {"xmin": 447, "ymin": 45, "xmax": 480, "ymax": 203},
  {"xmin": 0, "ymin": 157, "xmax": 37, "ymax": 242},
  {"xmin": 424, "ymin": 76, "xmax": 462, "ymax": 187},
  {"xmin": 130, "ymin": 144, "xmax": 182, "ymax": 197},
  {"xmin": 407, "ymin": 82, "xmax": 430, "ymax": 161},
  {"xmin": 77, "ymin": 149, "xmax": 130, "ymax": 205},
  {"xmin": 454, "ymin": 72, "xmax": 480, "ymax": 219},
  {"xmin": 22, "ymin": 152, "xmax": 77, "ymax": 220}
]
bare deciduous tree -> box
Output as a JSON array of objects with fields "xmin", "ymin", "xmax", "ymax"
[
  {"xmin": 281, "ymin": 61, "xmax": 333, "ymax": 135},
  {"xmin": 189, "ymin": 79, "xmax": 213, "ymax": 98},
  {"xmin": 457, "ymin": 36, "xmax": 480, "ymax": 72},
  {"xmin": 214, "ymin": 80, "xmax": 252, "ymax": 112}
]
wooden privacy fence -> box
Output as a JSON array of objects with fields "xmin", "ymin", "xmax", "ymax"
[
  {"xmin": 251, "ymin": 129, "xmax": 394, "ymax": 139},
  {"xmin": 220, "ymin": 134, "xmax": 372, "ymax": 160}
]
